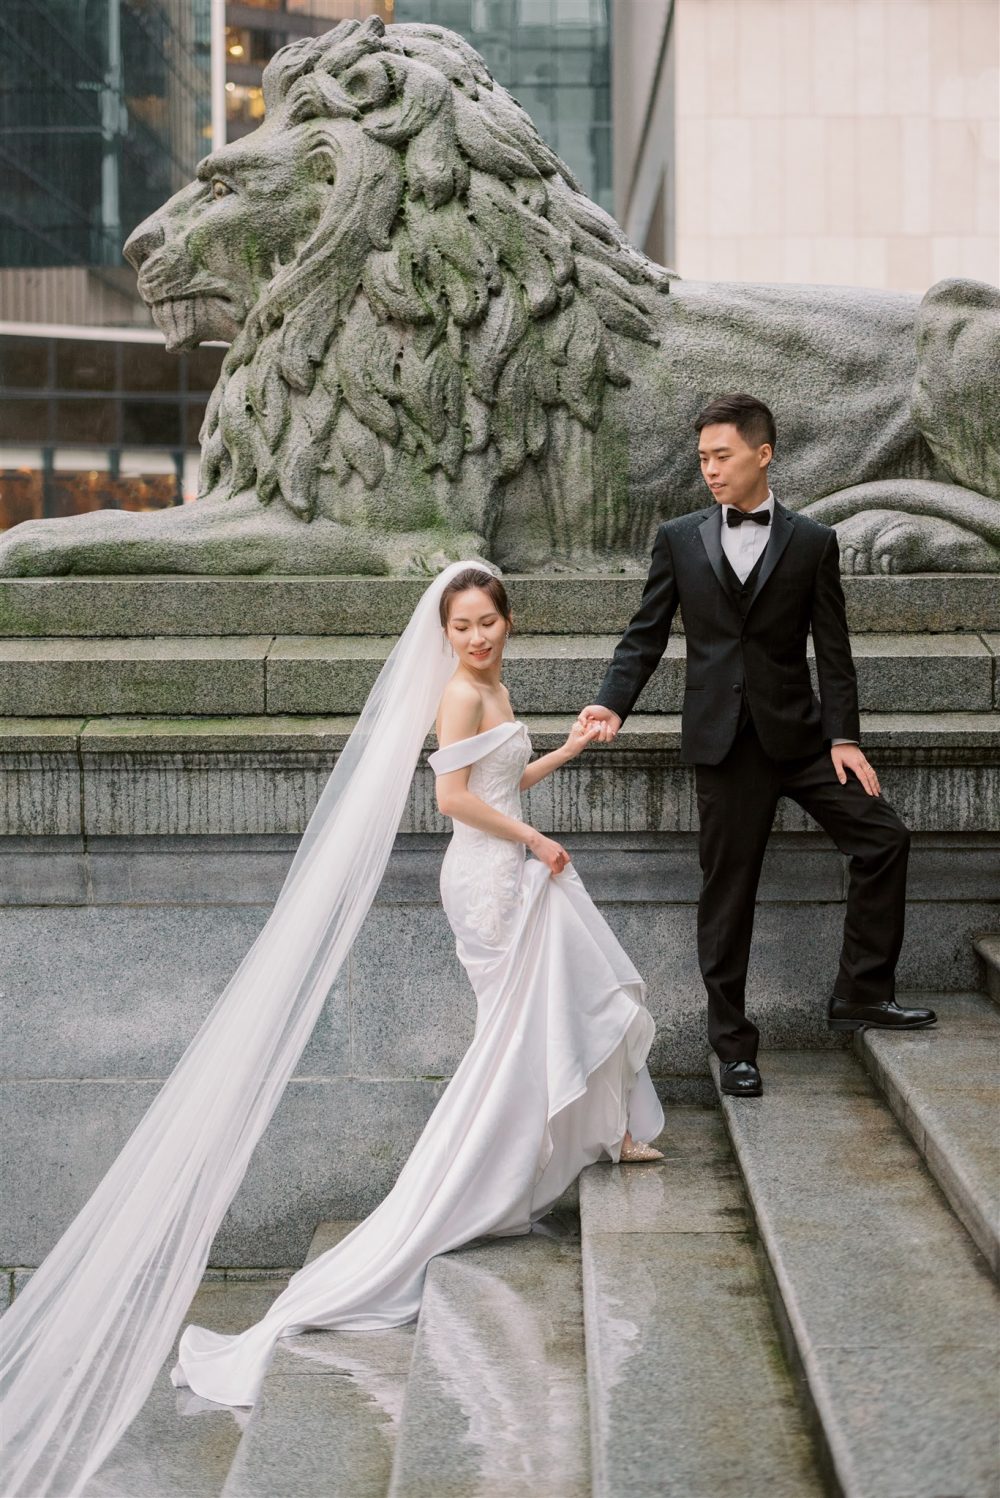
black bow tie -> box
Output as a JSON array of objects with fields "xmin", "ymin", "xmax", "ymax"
[{"xmin": 726, "ymin": 507, "xmax": 771, "ymax": 528}]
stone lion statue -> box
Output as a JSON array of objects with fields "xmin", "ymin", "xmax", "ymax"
[{"xmin": 1, "ymin": 15, "xmax": 997, "ymax": 576}]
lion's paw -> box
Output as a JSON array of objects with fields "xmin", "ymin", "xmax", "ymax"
[
  {"xmin": 834, "ymin": 510, "xmax": 996, "ymax": 574},
  {"xmin": 0, "ymin": 517, "xmax": 90, "ymax": 577}
]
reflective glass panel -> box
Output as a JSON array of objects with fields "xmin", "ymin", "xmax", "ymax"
[
  {"xmin": 0, "ymin": 337, "xmax": 50, "ymax": 390},
  {"xmin": 55, "ymin": 341, "xmax": 117, "ymax": 392}
]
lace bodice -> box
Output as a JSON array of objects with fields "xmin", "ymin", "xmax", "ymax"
[
  {"xmin": 465, "ymin": 721, "xmax": 531, "ymax": 818},
  {"xmin": 429, "ymin": 720, "xmax": 533, "ymax": 951}
]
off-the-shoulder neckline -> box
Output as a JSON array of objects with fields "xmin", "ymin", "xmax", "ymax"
[{"xmin": 432, "ymin": 718, "xmax": 526, "ymax": 753}]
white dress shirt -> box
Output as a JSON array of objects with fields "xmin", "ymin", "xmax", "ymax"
[
  {"xmin": 719, "ymin": 489, "xmax": 857, "ymax": 747},
  {"xmin": 720, "ymin": 489, "xmax": 774, "ymax": 583}
]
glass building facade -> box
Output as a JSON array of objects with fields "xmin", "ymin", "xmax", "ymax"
[
  {"xmin": 0, "ymin": 1, "xmax": 216, "ymax": 528},
  {"xmin": 0, "ymin": 0, "xmax": 612, "ymax": 530},
  {"xmin": 1, "ymin": 0, "xmax": 212, "ymax": 279},
  {"xmin": 0, "ymin": 330, "xmax": 224, "ymax": 526}
]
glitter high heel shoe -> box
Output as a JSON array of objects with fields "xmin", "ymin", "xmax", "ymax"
[{"xmin": 618, "ymin": 1135, "xmax": 664, "ymax": 1162}]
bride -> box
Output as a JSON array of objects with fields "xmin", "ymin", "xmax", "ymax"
[{"xmin": 0, "ymin": 560, "xmax": 663, "ymax": 1495}]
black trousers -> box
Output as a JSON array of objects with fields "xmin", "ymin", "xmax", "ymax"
[{"xmin": 694, "ymin": 715, "xmax": 911, "ymax": 1063}]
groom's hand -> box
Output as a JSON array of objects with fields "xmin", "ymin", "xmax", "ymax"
[
  {"xmin": 831, "ymin": 743, "xmax": 880, "ymax": 797},
  {"xmin": 578, "ymin": 704, "xmax": 622, "ymax": 744}
]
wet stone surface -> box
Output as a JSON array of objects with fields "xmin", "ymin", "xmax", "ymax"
[
  {"xmin": 581, "ymin": 1107, "xmax": 822, "ymax": 1498},
  {"xmin": 82, "ymin": 1278, "xmax": 286, "ymax": 1498},
  {"xmin": 389, "ymin": 1222, "xmax": 589, "ymax": 1498}
]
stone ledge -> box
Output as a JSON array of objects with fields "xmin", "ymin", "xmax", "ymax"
[
  {"xmin": 221, "ymin": 1219, "xmax": 414, "ymax": 1498},
  {"xmin": 579, "ymin": 1112, "xmax": 823, "ymax": 1496},
  {"xmin": 1, "ymin": 709, "xmax": 998, "ymax": 754},
  {"xmin": 389, "ymin": 1235, "xmax": 590, "ymax": 1498},
  {"xmin": 4, "ymin": 632, "xmax": 994, "ymax": 715},
  {"xmin": 0, "ymin": 573, "xmax": 996, "ymax": 637}
]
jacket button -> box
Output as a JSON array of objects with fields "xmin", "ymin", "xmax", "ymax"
[{"xmin": 732, "ymin": 683, "xmax": 741, "ymax": 693}]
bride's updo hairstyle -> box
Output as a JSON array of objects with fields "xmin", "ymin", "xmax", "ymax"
[{"xmin": 438, "ymin": 567, "xmax": 514, "ymax": 634}]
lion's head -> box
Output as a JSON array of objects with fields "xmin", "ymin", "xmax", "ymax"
[{"xmin": 124, "ymin": 16, "xmax": 674, "ymax": 525}]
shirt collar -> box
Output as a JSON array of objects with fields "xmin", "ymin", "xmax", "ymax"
[{"xmin": 721, "ymin": 489, "xmax": 775, "ymax": 522}]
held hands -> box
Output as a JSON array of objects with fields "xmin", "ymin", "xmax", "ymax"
[
  {"xmin": 831, "ymin": 743, "xmax": 881, "ymax": 797},
  {"xmin": 561, "ymin": 717, "xmax": 606, "ymax": 759},
  {"xmin": 575, "ymin": 705, "xmax": 622, "ymax": 744}
]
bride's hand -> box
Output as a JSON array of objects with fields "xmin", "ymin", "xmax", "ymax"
[
  {"xmin": 528, "ymin": 830, "xmax": 572, "ymax": 876},
  {"xmin": 562, "ymin": 719, "xmax": 604, "ymax": 760}
]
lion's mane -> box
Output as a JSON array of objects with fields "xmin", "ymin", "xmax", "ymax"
[{"xmin": 199, "ymin": 15, "xmax": 673, "ymax": 524}]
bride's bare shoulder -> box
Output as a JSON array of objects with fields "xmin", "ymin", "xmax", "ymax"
[{"xmin": 435, "ymin": 677, "xmax": 484, "ymax": 747}]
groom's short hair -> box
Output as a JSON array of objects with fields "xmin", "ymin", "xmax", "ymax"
[{"xmin": 695, "ymin": 394, "xmax": 776, "ymax": 451}]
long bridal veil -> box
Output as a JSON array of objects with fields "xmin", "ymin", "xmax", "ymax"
[{"xmin": 0, "ymin": 558, "xmax": 485, "ymax": 1498}]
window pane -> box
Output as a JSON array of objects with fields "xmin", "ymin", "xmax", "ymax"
[
  {"xmin": 225, "ymin": 83, "xmax": 267, "ymax": 128},
  {"xmin": 0, "ymin": 337, "xmax": 50, "ymax": 390},
  {"xmin": 185, "ymin": 402, "xmax": 208, "ymax": 448},
  {"xmin": 0, "ymin": 398, "xmax": 49, "ymax": 441},
  {"xmin": 122, "ymin": 400, "xmax": 180, "ymax": 445},
  {"xmin": 55, "ymin": 399, "xmax": 116, "ymax": 443},
  {"xmin": 185, "ymin": 345, "xmax": 226, "ymax": 392},
  {"xmin": 55, "ymin": 341, "xmax": 117, "ymax": 392},
  {"xmin": 121, "ymin": 342, "xmax": 180, "ymax": 394},
  {"xmin": 0, "ymin": 466, "xmax": 44, "ymax": 529}
]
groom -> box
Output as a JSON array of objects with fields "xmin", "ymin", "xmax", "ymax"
[{"xmin": 579, "ymin": 393, "xmax": 934, "ymax": 1097}]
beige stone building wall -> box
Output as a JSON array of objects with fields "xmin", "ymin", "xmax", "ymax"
[{"xmin": 613, "ymin": 0, "xmax": 1000, "ymax": 291}]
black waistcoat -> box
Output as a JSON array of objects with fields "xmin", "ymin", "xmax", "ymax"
[
  {"xmin": 720, "ymin": 545, "xmax": 768, "ymax": 614},
  {"xmin": 720, "ymin": 545, "xmax": 769, "ymax": 730}
]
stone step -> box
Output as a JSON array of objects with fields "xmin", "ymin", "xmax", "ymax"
[
  {"xmin": 973, "ymin": 933, "xmax": 1000, "ymax": 1007},
  {"xmin": 0, "ymin": 631, "xmax": 996, "ymax": 716},
  {"xmin": 3, "ymin": 708, "xmax": 997, "ymax": 754},
  {"xmin": 386, "ymin": 1223, "xmax": 590, "ymax": 1498},
  {"xmin": 1, "ymin": 572, "xmax": 996, "ymax": 638},
  {"xmin": 853, "ymin": 993, "xmax": 1000, "ymax": 1274},
  {"xmin": 580, "ymin": 1107, "xmax": 822, "ymax": 1498},
  {"xmin": 78, "ymin": 1273, "xmax": 291, "ymax": 1498},
  {"xmin": 712, "ymin": 1050, "xmax": 1000, "ymax": 1497},
  {"xmin": 221, "ymin": 1222, "xmax": 416, "ymax": 1498}
]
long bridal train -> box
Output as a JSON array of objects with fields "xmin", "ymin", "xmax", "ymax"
[
  {"xmin": 171, "ymin": 718, "xmax": 663, "ymax": 1406},
  {"xmin": 0, "ymin": 561, "xmax": 662, "ymax": 1497}
]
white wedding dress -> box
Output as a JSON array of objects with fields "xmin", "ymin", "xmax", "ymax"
[{"xmin": 170, "ymin": 716, "xmax": 663, "ymax": 1407}]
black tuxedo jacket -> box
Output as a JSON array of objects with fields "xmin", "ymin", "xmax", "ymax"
[{"xmin": 595, "ymin": 500, "xmax": 860, "ymax": 764}]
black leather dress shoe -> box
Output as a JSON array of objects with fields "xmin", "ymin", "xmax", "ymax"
[
  {"xmin": 827, "ymin": 995, "xmax": 937, "ymax": 1032},
  {"xmin": 720, "ymin": 1059, "xmax": 763, "ymax": 1096}
]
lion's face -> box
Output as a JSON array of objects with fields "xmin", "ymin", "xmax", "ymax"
[{"xmin": 123, "ymin": 120, "xmax": 338, "ymax": 350}]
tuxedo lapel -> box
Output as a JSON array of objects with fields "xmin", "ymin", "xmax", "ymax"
[
  {"xmin": 697, "ymin": 508, "xmax": 732, "ymax": 600},
  {"xmin": 744, "ymin": 501, "xmax": 794, "ymax": 615}
]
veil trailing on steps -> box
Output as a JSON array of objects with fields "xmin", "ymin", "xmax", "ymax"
[{"xmin": 0, "ymin": 558, "xmax": 487, "ymax": 1498}]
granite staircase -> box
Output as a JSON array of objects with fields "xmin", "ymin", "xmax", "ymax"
[
  {"xmin": 708, "ymin": 931, "xmax": 1000, "ymax": 1497},
  {"xmin": 63, "ymin": 932, "xmax": 1000, "ymax": 1495},
  {"xmin": 180, "ymin": 1110, "xmax": 826, "ymax": 1498},
  {"xmin": 119, "ymin": 977, "xmax": 996, "ymax": 1498}
]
